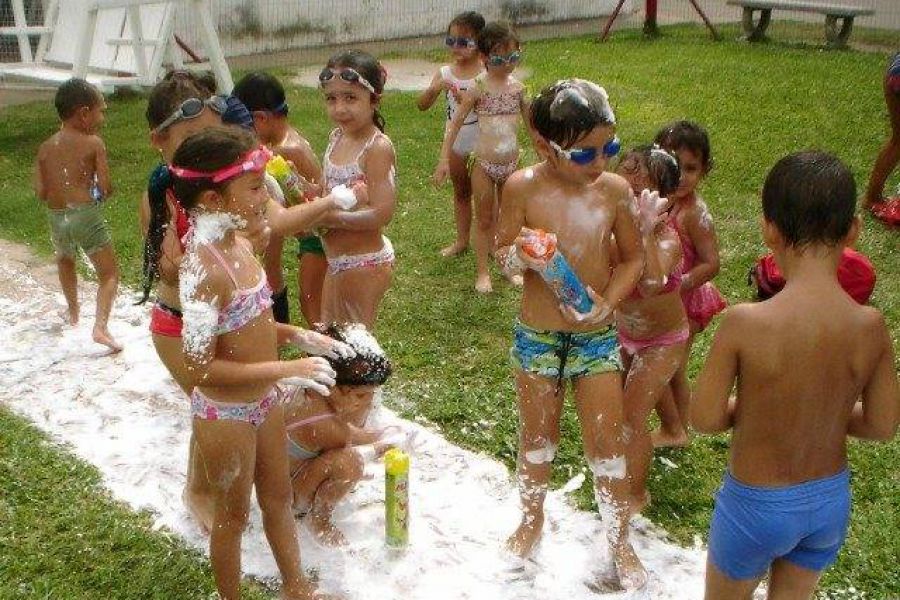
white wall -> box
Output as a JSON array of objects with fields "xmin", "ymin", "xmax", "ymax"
[{"xmin": 176, "ymin": 0, "xmax": 630, "ymax": 58}]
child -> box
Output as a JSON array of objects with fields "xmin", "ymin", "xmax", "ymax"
[
  {"xmin": 417, "ymin": 11, "xmax": 485, "ymax": 258},
  {"xmin": 434, "ymin": 22, "xmax": 532, "ymax": 293},
  {"xmin": 495, "ymin": 79, "xmax": 645, "ymax": 589},
  {"xmin": 652, "ymin": 120, "xmax": 726, "ymax": 446},
  {"xmin": 692, "ymin": 151, "xmax": 899, "ymax": 600},
  {"xmin": 864, "ymin": 52, "xmax": 900, "ymax": 221},
  {"xmin": 615, "ymin": 146, "xmax": 689, "ymax": 517},
  {"xmin": 233, "ymin": 72, "xmax": 325, "ymax": 326},
  {"xmin": 33, "ymin": 78, "xmax": 121, "ymax": 352},
  {"xmin": 170, "ymin": 126, "xmax": 339, "ymax": 600},
  {"xmin": 285, "ymin": 323, "xmax": 393, "ymax": 546},
  {"xmin": 315, "ymin": 50, "xmax": 397, "ymax": 332}
]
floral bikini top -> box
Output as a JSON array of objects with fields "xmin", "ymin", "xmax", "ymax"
[
  {"xmin": 204, "ymin": 243, "xmax": 273, "ymax": 335},
  {"xmin": 322, "ymin": 127, "xmax": 394, "ymax": 193},
  {"xmin": 475, "ymin": 78, "xmax": 524, "ymax": 117}
]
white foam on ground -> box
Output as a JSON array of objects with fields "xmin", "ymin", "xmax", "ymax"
[{"xmin": 0, "ymin": 257, "xmax": 708, "ymax": 599}]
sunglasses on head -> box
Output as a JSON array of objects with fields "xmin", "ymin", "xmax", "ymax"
[
  {"xmin": 319, "ymin": 67, "xmax": 376, "ymax": 95},
  {"xmin": 154, "ymin": 95, "xmax": 228, "ymax": 133},
  {"xmin": 549, "ymin": 137, "xmax": 621, "ymax": 165},
  {"xmin": 169, "ymin": 146, "xmax": 273, "ymax": 184},
  {"xmin": 445, "ymin": 35, "xmax": 476, "ymax": 49},
  {"xmin": 487, "ymin": 51, "xmax": 522, "ymax": 67}
]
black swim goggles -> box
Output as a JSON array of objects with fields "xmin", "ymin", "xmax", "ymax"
[
  {"xmin": 445, "ymin": 36, "xmax": 476, "ymax": 49},
  {"xmin": 154, "ymin": 95, "xmax": 228, "ymax": 133},
  {"xmin": 318, "ymin": 67, "xmax": 376, "ymax": 95}
]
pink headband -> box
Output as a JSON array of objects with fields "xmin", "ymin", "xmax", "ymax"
[{"xmin": 169, "ymin": 146, "xmax": 273, "ymax": 184}]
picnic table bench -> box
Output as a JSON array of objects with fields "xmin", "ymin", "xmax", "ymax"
[{"xmin": 726, "ymin": 0, "xmax": 875, "ymax": 48}]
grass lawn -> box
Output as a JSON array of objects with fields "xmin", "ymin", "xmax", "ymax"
[{"xmin": 1, "ymin": 25, "xmax": 898, "ymax": 598}]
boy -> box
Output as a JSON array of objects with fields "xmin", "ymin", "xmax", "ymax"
[
  {"xmin": 496, "ymin": 79, "xmax": 645, "ymax": 590},
  {"xmin": 693, "ymin": 151, "xmax": 899, "ymax": 600},
  {"xmin": 34, "ymin": 78, "xmax": 121, "ymax": 352}
]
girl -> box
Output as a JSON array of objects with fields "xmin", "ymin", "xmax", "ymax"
[
  {"xmin": 315, "ymin": 50, "xmax": 397, "ymax": 331},
  {"xmin": 233, "ymin": 72, "xmax": 325, "ymax": 326},
  {"xmin": 615, "ymin": 146, "xmax": 688, "ymax": 516},
  {"xmin": 495, "ymin": 80, "xmax": 645, "ymax": 590},
  {"xmin": 434, "ymin": 22, "xmax": 532, "ymax": 293},
  {"xmin": 170, "ymin": 126, "xmax": 338, "ymax": 600},
  {"xmin": 865, "ymin": 52, "xmax": 900, "ymax": 218},
  {"xmin": 285, "ymin": 323, "xmax": 394, "ymax": 547},
  {"xmin": 653, "ymin": 121, "xmax": 726, "ymax": 447},
  {"xmin": 417, "ymin": 11, "xmax": 485, "ymax": 258}
]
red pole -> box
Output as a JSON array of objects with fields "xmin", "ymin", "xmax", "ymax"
[
  {"xmin": 644, "ymin": 0, "xmax": 659, "ymax": 36},
  {"xmin": 646, "ymin": 0, "xmax": 658, "ymax": 21}
]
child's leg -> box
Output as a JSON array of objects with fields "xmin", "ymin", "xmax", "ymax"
[
  {"xmin": 86, "ymin": 244, "xmax": 121, "ymax": 352},
  {"xmin": 864, "ymin": 74, "xmax": 900, "ymax": 206},
  {"xmin": 303, "ymin": 449, "xmax": 364, "ymax": 546},
  {"xmin": 623, "ymin": 343, "xmax": 684, "ymax": 513},
  {"xmin": 506, "ymin": 370, "xmax": 564, "ymax": 557},
  {"xmin": 573, "ymin": 371, "xmax": 646, "ymax": 589},
  {"xmin": 703, "ymin": 558, "xmax": 763, "ymax": 600},
  {"xmin": 470, "ymin": 163, "xmax": 496, "ymax": 293},
  {"xmin": 254, "ymin": 405, "xmax": 318, "ymax": 599},
  {"xmin": 55, "ymin": 254, "xmax": 80, "ymax": 325},
  {"xmin": 766, "ymin": 559, "xmax": 823, "ymax": 600},
  {"xmin": 184, "ymin": 430, "xmax": 215, "ymax": 532},
  {"xmin": 298, "ymin": 252, "xmax": 326, "ymax": 326},
  {"xmin": 653, "ymin": 330, "xmax": 695, "ymax": 447},
  {"xmin": 441, "ymin": 150, "xmax": 472, "ymax": 257},
  {"xmin": 321, "ymin": 263, "xmax": 392, "ymax": 330},
  {"xmin": 192, "ymin": 418, "xmax": 257, "ymax": 599}
]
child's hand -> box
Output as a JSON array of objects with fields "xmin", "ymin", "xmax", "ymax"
[
  {"xmin": 350, "ymin": 178, "xmax": 369, "ymax": 207},
  {"xmin": 636, "ymin": 189, "xmax": 669, "ymax": 238},
  {"xmin": 293, "ymin": 329, "xmax": 356, "ymax": 359},
  {"xmin": 514, "ymin": 227, "xmax": 552, "ymax": 271},
  {"xmin": 280, "ymin": 357, "xmax": 337, "ymax": 396},
  {"xmin": 559, "ymin": 286, "xmax": 613, "ymax": 327},
  {"xmin": 433, "ymin": 159, "xmax": 450, "ymax": 186}
]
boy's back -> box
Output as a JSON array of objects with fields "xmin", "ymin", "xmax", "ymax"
[{"xmin": 37, "ymin": 129, "xmax": 105, "ymax": 209}]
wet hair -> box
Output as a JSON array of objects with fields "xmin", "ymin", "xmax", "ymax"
[
  {"xmin": 139, "ymin": 126, "xmax": 257, "ymax": 302},
  {"xmin": 145, "ymin": 70, "xmax": 216, "ymax": 129},
  {"xmin": 654, "ymin": 120, "xmax": 712, "ymax": 169},
  {"xmin": 325, "ymin": 50, "xmax": 387, "ymax": 132},
  {"xmin": 619, "ymin": 145, "xmax": 681, "ymax": 198},
  {"xmin": 449, "ymin": 11, "xmax": 486, "ymax": 35},
  {"xmin": 232, "ymin": 72, "xmax": 288, "ymax": 115},
  {"xmin": 476, "ymin": 21, "xmax": 518, "ymax": 55},
  {"xmin": 762, "ymin": 151, "xmax": 856, "ymax": 249},
  {"xmin": 530, "ymin": 79, "xmax": 615, "ymax": 148},
  {"xmin": 316, "ymin": 323, "xmax": 392, "ymax": 386},
  {"xmin": 54, "ymin": 78, "xmax": 102, "ymax": 120}
]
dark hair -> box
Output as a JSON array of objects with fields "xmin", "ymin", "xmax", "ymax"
[
  {"xmin": 221, "ymin": 95, "xmax": 255, "ymax": 130},
  {"xmin": 530, "ymin": 79, "xmax": 615, "ymax": 148},
  {"xmin": 325, "ymin": 50, "xmax": 387, "ymax": 132},
  {"xmin": 762, "ymin": 151, "xmax": 856, "ymax": 248},
  {"xmin": 316, "ymin": 323, "xmax": 392, "ymax": 386},
  {"xmin": 139, "ymin": 126, "xmax": 257, "ymax": 302},
  {"xmin": 476, "ymin": 21, "xmax": 518, "ymax": 55},
  {"xmin": 232, "ymin": 72, "xmax": 287, "ymax": 114},
  {"xmin": 54, "ymin": 78, "xmax": 101, "ymax": 120},
  {"xmin": 146, "ymin": 70, "xmax": 216, "ymax": 129},
  {"xmin": 449, "ymin": 11, "xmax": 486, "ymax": 34},
  {"xmin": 638, "ymin": 145, "xmax": 681, "ymax": 197},
  {"xmin": 654, "ymin": 120, "xmax": 712, "ymax": 169}
]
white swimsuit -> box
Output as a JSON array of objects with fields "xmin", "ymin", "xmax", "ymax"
[{"xmin": 441, "ymin": 65, "xmax": 478, "ymax": 157}]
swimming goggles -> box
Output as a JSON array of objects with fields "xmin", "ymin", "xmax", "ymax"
[
  {"xmin": 260, "ymin": 100, "xmax": 289, "ymax": 116},
  {"xmin": 549, "ymin": 137, "xmax": 621, "ymax": 165},
  {"xmin": 319, "ymin": 67, "xmax": 376, "ymax": 95},
  {"xmin": 154, "ymin": 95, "xmax": 228, "ymax": 133},
  {"xmin": 169, "ymin": 145, "xmax": 273, "ymax": 184},
  {"xmin": 487, "ymin": 51, "xmax": 522, "ymax": 67},
  {"xmin": 445, "ymin": 36, "xmax": 476, "ymax": 49}
]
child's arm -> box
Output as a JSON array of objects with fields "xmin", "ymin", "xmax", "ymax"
[
  {"xmin": 692, "ymin": 307, "xmax": 743, "ymax": 433},
  {"xmin": 316, "ymin": 139, "xmax": 396, "ymax": 230},
  {"xmin": 638, "ymin": 227, "xmax": 682, "ymax": 296},
  {"xmin": 849, "ymin": 315, "xmax": 900, "ymax": 441},
  {"xmin": 598, "ymin": 181, "xmax": 645, "ymax": 313},
  {"xmin": 495, "ymin": 172, "xmax": 529, "ymax": 278},
  {"xmin": 518, "ymin": 89, "xmax": 542, "ymax": 153},
  {"xmin": 279, "ymin": 143, "xmax": 322, "ymax": 186},
  {"xmin": 417, "ymin": 70, "xmax": 446, "ymax": 111},
  {"xmin": 267, "ymin": 193, "xmax": 341, "ymax": 236},
  {"xmin": 682, "ymin": 201, "xmax": 720, "ymax": 291},
  {"xmin": 93, "ymin": 136, "xmax": 113, "ymax": 198},
  {"xmin": 433, "ymin": 88, "xmax": 479, "ymax": 184}
]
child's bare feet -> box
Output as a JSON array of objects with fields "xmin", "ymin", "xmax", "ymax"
[
  {"xmin": 305, "ymin": 512, "xmax": 348, "ymax": 547},
  {"xmin": 505, "ymin": 512, "xmax": 544, "ymax": 557},
  {"xmin": 92, "ymin": 326, "xmax": 122, "ymax": 353},
  {"xmin": 60, "ymin": 306, "xmax": 79, "ymax": 326},
  {"xmin": 439, "ymin": 241, "xmax": 468, "ymax": 257},
  {"xmin": 613, "ymin": 541, "xmax": 648, "ymax": 590},
  {"xmin": 651, "ymin": 427, "xmax": 689, "ymax": 448},
  {"xmin": 474, "ymin": 273, "xmax": 493, "ymax": 294},
  {"xmin": 280, "ymin": 578, "xmax": 344, "ymax": 600}
]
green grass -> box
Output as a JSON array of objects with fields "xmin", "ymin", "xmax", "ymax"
[{"xmin": 0, "ymin": 26, "xmax": 898, "ymax": 597}]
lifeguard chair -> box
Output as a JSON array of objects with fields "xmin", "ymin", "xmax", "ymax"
[{"xmin": 0, "ymin": 0, "xmax": 232, "ymax": 92}]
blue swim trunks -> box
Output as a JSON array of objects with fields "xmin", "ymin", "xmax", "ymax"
[
  {"xmin": 510, "ymin": 319, "xmax": 622, "ymax": 384},
  {"xmin": 709, "ymin": 468, "xmax": 851, "ymax": 580}
]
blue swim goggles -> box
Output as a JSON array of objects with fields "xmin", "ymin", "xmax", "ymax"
[{"xmin": 549, "ymin": 137, "xmax": 621, "ymax": 165}]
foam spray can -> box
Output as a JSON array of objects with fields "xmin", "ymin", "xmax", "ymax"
[
  {"xmin": 265, "ymin": 155, "xmax": 311, "ymax": 206},
  {"xmin": 384, "ymin": 448, "xmax": 409, "ymax": 549},
  {"xmin": 522, "ymin": 229, "xmax": 594, "ymax": 313}
]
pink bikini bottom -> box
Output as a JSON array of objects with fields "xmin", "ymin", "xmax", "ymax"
[{"xmin": 618, "ymin": 326, "xmax": 689, "ymax": 356}]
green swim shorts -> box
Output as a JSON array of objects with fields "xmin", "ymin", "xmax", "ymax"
[
  {"xmin": 47, "ymin": 203, "xmax": 112, "ymax": 258},
  {"xmin": 296, "ymin": 234, "xmax": 325, "ymax": 256},
  {"xmin": 510, "ymin": 319, "xmax": 622, "ymax": 383}
]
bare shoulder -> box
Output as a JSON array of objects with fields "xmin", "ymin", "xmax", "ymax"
[
  {"xmin": 505, "ymin": 165, "xmax": 539, "ymax": 196},
  {"xmin": 593, "ymin": 171, "xmax": 631, "ymax": 205},
  {"xmin": 369, "ymin": 134, "xmax": 395, "ymax": 159},
  {"xmin": 854, "ymin": 304, "xmax": 890, "ymax": 339},
  {"xmin": 714, "ymin": 303, "xmax": 762, "ymax": 344}
]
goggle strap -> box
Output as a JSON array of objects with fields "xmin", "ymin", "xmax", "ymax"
[{"xmin": 169, "ymin": 146, "xmax": 273, "ymax": 184}]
